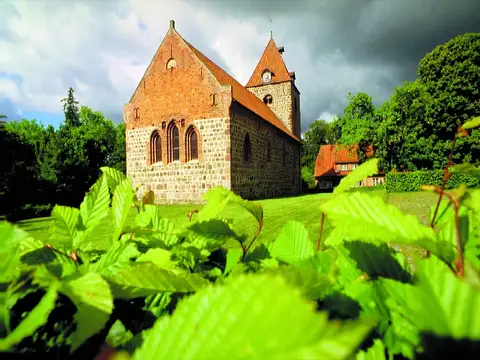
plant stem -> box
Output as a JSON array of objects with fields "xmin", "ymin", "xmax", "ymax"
[
  {"xmin": 430, "ymin": 136, "xmax": 457, "ymax": 229},
  {"xmin": 242, "ymin": 221, "xmax": 263, "ymax": 261},
  {"xmin": 316, "ymin": 213, "xmax": 326, "ymax": 251},
  {"xmin": 452, "ymin": 203, "xmax": 464, "ymax": 277}
]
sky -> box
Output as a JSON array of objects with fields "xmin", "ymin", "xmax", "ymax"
[{"xmin": 1, "ymin": 0, "xmax": 480, "ymax": 132}]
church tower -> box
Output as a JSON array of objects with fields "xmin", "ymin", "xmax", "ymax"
[{"xmin": 246, "ymin": 36, "xmax": 301, "ymax": 138}]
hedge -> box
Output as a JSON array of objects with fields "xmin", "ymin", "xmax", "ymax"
[{"xmin": 385, "ymin": 170, "xmax": 480, "ymax": 192}]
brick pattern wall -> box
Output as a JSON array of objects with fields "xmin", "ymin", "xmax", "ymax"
[
  {"xmin": 230, "ymin": 103, "xmax": 301, "ymax": 199},
  {"xmin": 126, "ymin": 117, "xmax": 231, "ymax": 203},
  {"xmin": 247, "ymin": 82, "xmax": 293, "ymax": 133}
]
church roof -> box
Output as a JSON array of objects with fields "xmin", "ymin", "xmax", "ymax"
[
  {"xmin": 183, "ymin": 38, "xmax": 300, "ymax": 142},
  {"xmin": 246, "ymin": 37, "xmax": 292, "ymax": 87}
]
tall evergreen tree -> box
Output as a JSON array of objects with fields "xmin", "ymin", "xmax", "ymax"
[{"xmin": 61, "ymin": 87, "xmax": 80, "ymax": 127}]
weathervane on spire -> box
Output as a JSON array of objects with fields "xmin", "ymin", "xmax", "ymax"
[{"xmin": 268, "ymin": 17, "xmax": 273, "ymax": 38}]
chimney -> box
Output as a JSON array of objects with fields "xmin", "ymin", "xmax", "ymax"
[
  {"xmin": 170, "ymin": 20, "xmax": 175, "ymax": 30},
  {"xmin": 278, "ymin": 46, "xmax": 285, "ymax": 54},
  {"xmin": 289, "ymin": 71, "xmax": 296, "ymax": 81}
]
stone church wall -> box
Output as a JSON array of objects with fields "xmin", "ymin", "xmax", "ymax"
[
  {"xmin": 229, "ymin": 102, "xmax": 301, "ymax": 199},
  {"xmin": 126, "ymin": 116, "xmax": 231, "ymax": 204}
]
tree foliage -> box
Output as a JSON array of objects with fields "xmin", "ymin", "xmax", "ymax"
[{"xmin": 0, "ymin": 88, "xmax": 126, "ymax": 220}]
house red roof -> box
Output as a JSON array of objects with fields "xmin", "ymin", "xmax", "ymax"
[
  {"xmin": 314, "ymin": 144, "xmax": 375, "ymax": 178},
  {"xmin": 246, "ymin": 37, "xmax": 292, "ymax": 87},
  {"xmin": 182, "ymin": 38, "xmax": 301, "ymax": 142}
]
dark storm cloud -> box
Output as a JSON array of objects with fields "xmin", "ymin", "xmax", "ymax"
[{"xmin": 184, "ymin": 0, "xmax": 480, "ymax": 131}]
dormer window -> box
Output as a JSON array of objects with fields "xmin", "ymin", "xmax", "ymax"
[
  {"xmin": 262, "ymin": 70, "xmax": 272, "ymax": 84},
  {"xmin": 263, "ymin": 94, "xmax": 273, "ymax": 105}
]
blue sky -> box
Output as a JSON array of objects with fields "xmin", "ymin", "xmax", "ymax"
[{"xmin": 1, "ymin": 0, "xmax": 480, "ymax": 132}]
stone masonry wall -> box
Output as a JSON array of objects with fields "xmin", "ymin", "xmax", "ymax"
[
  {"xmin": 126, "ymin": 117, "xmax": 230, "ymax": 204},
  {"xmin": 247, "ymin": 82, "xmax": 293, "ymax": 133},
  {"xmin": 230, "ymin": 102, "xmax": 301, "ymax": 199}
]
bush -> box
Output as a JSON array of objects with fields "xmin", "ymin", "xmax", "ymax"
[
  {"xmin": 6, "ymin": 204, "xmax": 53, "ymax": 222},
  {"xmin": 386, "ymin": 170, "xmax": 480, "ymax": 192}
]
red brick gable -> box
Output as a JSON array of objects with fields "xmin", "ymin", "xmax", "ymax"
[
  {"xmin": 125, "ymin": 27, "xmax": 229, "ymax": 130},
  {"xmin": 125, "ymin": 23, "xmax": 300, "ymax": 142},
  {"xmin": 246, "ymin": 37, "xmax": 292, "ymax": 87}
]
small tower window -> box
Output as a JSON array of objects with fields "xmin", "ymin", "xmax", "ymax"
[
  {"xmin": 166, "ymin": 58, "xmax": 177, "ymax": 70},
  {"xmin": 266, "ymin": 141, "xmax": 271, "ymax": 162},
  {"xmin": 282, "ymin": 142, "xmax": 286, "ymax": 166},
  {"xmin": 263, "ymin": 94, "xmax": 273, "ymax": 105},
  {"xmin": 210, "ymin": 93, "xmax": 218, "ymax": 106},
  {"xmin": 244, "ymin": 133, "xmax": 251, "ymax": 163}
]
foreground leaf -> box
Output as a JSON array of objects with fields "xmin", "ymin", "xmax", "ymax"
[
  {"xmin": 270, "ymin": 221, "xmax": 315, "ymax": 265},
  {"xmin": 49, "ymin": 205, "xmax": 83, "ymax": 248},
  {"xmin": 0, "ymin": 222, "xmax": 26, "ymax": 282},
  {"xmin": 461, "ymin": 116, "xmax": 480, "ymax": 130},
  {"xmin": 101, "ymin": 166, "xmax": 127, "ymax": 195},
  {"xmin": 133, "ymin": 274, "xmax": 373, "ymax": 360},
  {"xmin": 0, "ymin": 285, "xmax": 58, "ymax": 351},
  {"xmin": 79, "ymin": 174, "xmax": 110, "ymax": 238},
  {"xmin": 63, "ymin": 272, "xmax": 114, "ymax": 351},
  {"xmin": 112, "ymin": 178, "xmax": 134, "ymax": 241},
  {"xmin": 334, "ymin": 159, "xmax": 379, "ymax": 195},
  {"xmin": 411, "ymin": 256, "xmax": 480, "ymax": 339},
  {"xmin": 321, "ymin": 192, "xmax": 436, "ymax": 245},
  {"xmin": 104, "ymin": 262, "xmax": 209, "ymax": 299},
  {"xmin": 356, "ymin": 339, "xmax": 386, "ymax": 360}
]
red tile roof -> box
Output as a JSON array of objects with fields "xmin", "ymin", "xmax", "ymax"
[
  {"xmin": 246, "ymin": 37, "xmax": 292, "ymax": 87},
  {"xmin": 182, "ymin": 37, "xmax": 300, "ymax": 142},
  {"xmin": 314, "ymin": 145, "xmax": 336, "ymax": 177},
  {"xmin": 314, "ymin": 144, "xmax": 375, "ymax": 178}
]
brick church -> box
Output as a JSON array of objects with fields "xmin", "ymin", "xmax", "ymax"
[{"xmin": 123, "ymin": 20, "xmax": 302, "ymax": 203}]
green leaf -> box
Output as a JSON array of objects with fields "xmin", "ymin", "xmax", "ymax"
[
  {"xmin": 343, "ymin": 242, "xmax": 412, "ymax": 282},
  {"xmin": 198, "ymin": 187, "xmax": 233, "ymax": 221},
  {"xmin": 106, "ymin": 320, "xmax": 134, "ymax": 348},
  {"xmin": 112, "ymin": 177, "xmax": 134, "ymax": 241},
  {"xmin": 136, "ymin": 248, "xmax": 178, "ymax": 271},
  {"xmin": 408, "ymin": 256, "xmax": 480, "ymax": 339},
  {"xmin": 0, "ymin": 222, "xmax": 26, "ymax": 282},
  {"xmin": 186, "ymin": 219, "xmax": 238, "ymax": 251},
  {"xmin": 228, "ymin": 194, "xmax": 264, "ymax": 226},
  {"xmin": 89, "ymin": 239, "xmax": 140, "ymax": 275},
  {"xmin": 63, "ymin": 272, "xmax": 114, "ymax": 351},
  {"xmin": 461, "ymin": 116, "xmax": 480, "ymax": 130},
  {"xmin": 356, "ymin": 340, "xmax": 386, "ymax": 360},
  {"xmin": 321, "ymin": 192, "xmax": 436, "ymax": 245},
  {"xmin": 334, "ymin": 159, "xmax": 379, "ymax": 195},
  {"xmin": 104, "ymin": 262, "xmax": 209, "ymax": 299},
  {"xmin": 134, "ymin": 207, "xmax": 180, "ymax": 246},
  {"xmin": 18, "ymin": 236, "xmax": 44, "ymax": 257},
  {"xmin": 450, "ymin": 163, "xmax": 480, "ymax": 180},
  {"xmin": 269, "ymin": 220, "xmax": 315, "ymax": 265},
  {"xmin": 225, "ymin": 247, "xmax": 243, "ymax": 274},
  {"xmin": 49, "ymin": 205, "xmax": 83, "ymax": 248},
  {"xmin": 79, "ymin": 174, "xmax": 110, "ymax": 237},
  {"xmin": 0, "ymin": 285, "xmax": 58, "ymax": 351},
  {"xmin": 100, "ymin": 166, "xmax": 127, "ymax": 194},
  {"xmin": 132, "ymin": 274, "xmax": 373, "ymax": 360}
]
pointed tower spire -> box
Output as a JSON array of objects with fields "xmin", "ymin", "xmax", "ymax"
[{"xmin": 246, "ymin": 36, "xmax": 292, "ymax": 88}]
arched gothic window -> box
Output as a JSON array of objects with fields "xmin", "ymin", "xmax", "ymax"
[
  {"xmin": 150, "ymin": 130, "xmax": 162, "ymax": 164},
  {"xmin": 244, "ymin": 133, "xmax": 251, "ymax": 163},
  {"xmin": 168, "ymin": 122, "xmax": 180, "ymax": 163},
  {"xmin": 186, "ymin": 126, "xmax": 199, "ymax": 161},
  {"xmin": 263, "ymin": 94, "xmax": 273, "ymax": 105}
]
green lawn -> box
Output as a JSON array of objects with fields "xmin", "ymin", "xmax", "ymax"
[{"xmin": 16, "ymin": 189, "xmax": 439, "ymax": 247}]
